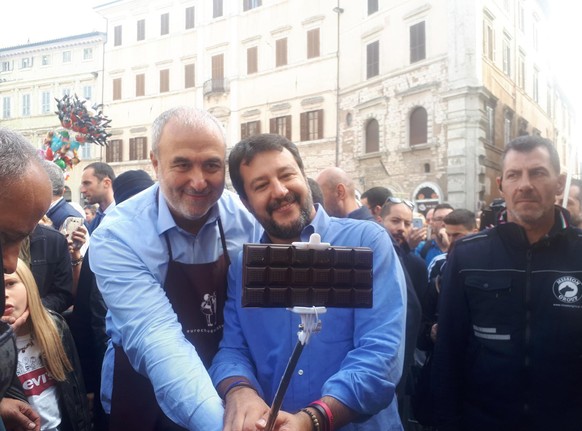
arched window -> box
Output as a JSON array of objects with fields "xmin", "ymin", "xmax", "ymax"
[
  {"xmin": 365, "ymin": 118, "xmax": 379, "ymax": 153},
  {"xmin": 409, "ymin": 106, "xmax": 427, "ymax": 146}
]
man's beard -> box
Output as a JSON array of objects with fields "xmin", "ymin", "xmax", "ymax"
[{"xmin": 261, "ymin": 191, "xmax": 313, "ymax": 240}]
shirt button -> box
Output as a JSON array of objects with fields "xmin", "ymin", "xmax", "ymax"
[{"xmin": 298, "ymin": 369, "xmax": 304, "ymax": 376}]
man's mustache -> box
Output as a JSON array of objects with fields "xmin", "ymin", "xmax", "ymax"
[{"xmin": 267, "ymin": 193, "xmax": 298, "ymax": 213}]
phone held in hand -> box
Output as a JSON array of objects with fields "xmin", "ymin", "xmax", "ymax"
[
  {"xmin": 61, "ymin": 217, "xmax": 84, "ymax": 249},
  {"xmin": 412, "ymin": 217, "xmax": 424, "ymax": 229}
]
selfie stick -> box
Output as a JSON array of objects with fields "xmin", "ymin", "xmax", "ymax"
[
  {"xmin": 264, "ymin": 306, "xmax": 326, "ymax": 431},
  {"xmin": 265, "ymin": 233, "xmax": 329, "ymax": 431}
]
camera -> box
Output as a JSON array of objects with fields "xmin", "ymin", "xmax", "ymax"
[
  {"xmin": 412, "ymin": 217, "xmax": 424, "ymax": 229},
  {"xmin": 61, "ymin": 216, "xmax": 84, "ymax": 249}
]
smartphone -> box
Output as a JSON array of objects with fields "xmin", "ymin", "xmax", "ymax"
[
  {"xmin": 61, "ymin": 216, "xmax": 84, "ymax": 248},
  {"xmin": 412, "ymin": 217, "xmax": 424, "ymax": 229}
]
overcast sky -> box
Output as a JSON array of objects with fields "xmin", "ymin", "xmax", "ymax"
[{"xmin": 0, "ymin": 0, "xmax": 104, "ymax": 47}]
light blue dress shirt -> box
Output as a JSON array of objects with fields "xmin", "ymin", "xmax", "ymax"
[
  {"xmin": 89, "ymin": 184, "xmax": 262, "ymax": 431},
  {"xmin": 210, "ymin": 206, "xmax": 407, "ymax": 431}
]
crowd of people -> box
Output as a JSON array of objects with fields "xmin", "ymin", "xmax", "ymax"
[{"xmin": 1, "ymin": 107, "xmax": 582, "ymax": 431}]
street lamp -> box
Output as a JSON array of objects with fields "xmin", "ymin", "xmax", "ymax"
[{"xmin": 333, "ymin": 3, "xmax": 344, "ymax": 167}]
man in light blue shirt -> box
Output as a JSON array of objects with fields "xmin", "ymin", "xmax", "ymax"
[
  {"xmin": 210, "ymin": 134, "xmax": 407, "ymax": 431},
  {"xmin": 90, "ymin": 107, "xmax": 261, "ymax": 431}
]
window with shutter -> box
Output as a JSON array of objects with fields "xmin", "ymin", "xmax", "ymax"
[
  {"xmin": 409, "ymin": 107, "xmax": 428, "ymax": 146},
  {"xmin": 113, "ymin": 78, "xmax": 122, "ymax": 100},
  {"xmin": 247, "ymin": 47, "xmax": 258, "ymax": 74},
  {"xmin": 160, "ymin": 69, "xmax": 170, "ymax": 93},
  {"xmin": 213, "ymin": 0, "xmax": 223, "ymax": 18},
  {"xmin": 365, "ymin": 119, "xmax": 379, "ymax": 153},
  {"xmin": 368, "ymin": 0, "xmax": 378, "ymax": 15},
  {"xmin": 184, "ymin": 64, "xmax": 195, "ymax": 88},
  {"xmin": 136, "ymin": 74, "xmax": 145, "ymax": 97},
  {"xmin": 270, "ymin": 115, "xmax": 292, "ymax": 140},
  {"xmin": 241, "ymin": 121, "xmax": 261, "ymax": 139},
  {"xmin": 161, "ymin": 13, "xmax": 169, "ymax": 35},
  {"xmin": 276, "ymin": 38, "xmax": 288, "ymax": 67},
  {"xmin": 300, "ymin": 110, "xmax": 323, "ymax": 141},
  {"xmin": 185, "ymin": 6, "xmax": 195, "ymax": 29},
  {"xmin": 114, "ymin": 25, "xmax": 122, "ymax": 46},
  {"xmin": 410, "ymin": 21, "xmax": 426, "ymax": 63},
  {"xmin": 130, "ymin": 137, "xmax": 148, "ymax": 160},
  {"xmin": 212, "ymin": 54, "xmax": 224, "ymax": 79},
  {"xmin": 137, "ymin": 19, "xmax": 145, "ymax": 41},
  {"xmin": 307, "ymin": 29, "xmax": 320, "ymax": 59},
  {"xmin": 366, "ymin": 41, "xmax": 379, "ymax": 78},
  {"xmin": 106, "ymin": 139, "xmax": 123, "ymax": 163}
]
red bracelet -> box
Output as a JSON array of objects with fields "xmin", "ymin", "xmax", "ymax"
[{"xmin": 309, "ymin": 400, "xmax": 334, "ymax": 431}]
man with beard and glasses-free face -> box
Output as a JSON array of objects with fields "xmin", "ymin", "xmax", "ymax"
[
  {"xmin": 89, "ymin": 107, "xmax": 261, "ymax": 431},
  {"xmin": 210, "ymin": 134, "xmax": 407, "ymax": 431},
  {"xmin": 433, "ymin": 135, "xmax": 582, "ymax": 431}
]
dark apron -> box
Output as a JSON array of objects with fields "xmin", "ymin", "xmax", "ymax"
[{"xmin": 109, "ymin": 218, "xmax": 229, "ymax": 431}]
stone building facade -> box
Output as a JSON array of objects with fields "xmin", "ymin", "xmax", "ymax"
[
  {"xmin": 0, "ymin": 0, "xmax": 574, "ymax": 212},
  {"xmin": 0, "ymin": 32, "xmax": 106, "ymax": 202}
]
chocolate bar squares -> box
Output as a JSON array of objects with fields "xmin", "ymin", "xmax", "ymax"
[{"xmin": 242, "ymin": 244, "xmax": 373, "ymax": 308}]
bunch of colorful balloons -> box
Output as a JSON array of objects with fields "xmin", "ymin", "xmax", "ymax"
[
  {"xmin": 42, "ymin": 129, "xmax": 81, "ymax": 171},
  {"xmin": 41, "ymin": 94, "xmax": 111, "ymax": 172},
  {"xmin": 55, "ymin": 94, "xmax": 111, "ymax": 146}
]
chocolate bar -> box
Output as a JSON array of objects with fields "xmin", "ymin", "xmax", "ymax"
[{"xmin": 242, "ymin": 244, "xmax": 373, "ymax": 308}]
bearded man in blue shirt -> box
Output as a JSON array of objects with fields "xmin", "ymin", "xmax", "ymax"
[
  {"xmin": 89, "ymin": 107, "xmax": 262, "ymax": 431},
  {"xmin": 210, "ymin": 134, "xmax": 407, "ymax": 431}
]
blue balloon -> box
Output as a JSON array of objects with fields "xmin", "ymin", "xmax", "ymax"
[
  {"xmin": 51, "ymin": 135, "xmax": 64, "ymax": 152},
  {"xmin": 69, "ymin": 139, "xmax": 80, "ymax": 151}
]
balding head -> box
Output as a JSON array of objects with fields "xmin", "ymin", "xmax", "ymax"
[
  {"xmin": 315, "ymin": 167, "xmax": 358, "ymax": 217},
  {"xmin": 0, "ymin": 128, "xmax": 51, "ymax": 275}
]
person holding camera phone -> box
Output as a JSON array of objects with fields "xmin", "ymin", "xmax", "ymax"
[
  {"xmin": 210, "ymin": 134, "xmax": 407, "ymax": 431},
  {"xmin": 415, "ymin": 203, "xmax": 454, "ymax": 266}
]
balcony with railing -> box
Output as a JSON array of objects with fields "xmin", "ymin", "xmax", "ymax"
[{"xmin": 203, "ymin": 78, "xmax": 230, "ymax": 96}]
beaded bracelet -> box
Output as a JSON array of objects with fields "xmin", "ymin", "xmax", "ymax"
[
  {"xmin": 308, "ymin": 403, "xmax": 330, "ymax": 431},
  {"xmin": 71, "ymin": 257, "xmax": 84, "ymax": 267},
  {"xmin": 309, "ymin": 400, "xmax": 334, "ymax": 431},
  {"xmin": 221, "ymin": 379, "xmax": 256, "ymax": 399},
  {"xmin": 300, "ymin": 408, "xmax": 321, "ymax": 431}
]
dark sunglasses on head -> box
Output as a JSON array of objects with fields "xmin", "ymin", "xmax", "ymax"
[{"xmin": 385, "ymin": 197, "xmax": 415, "ymax": 210}]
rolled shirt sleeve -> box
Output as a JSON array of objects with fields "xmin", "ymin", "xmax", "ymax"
[{"xmin": 90, "ymin": 225, "xmax": 224, "ymax": 431}]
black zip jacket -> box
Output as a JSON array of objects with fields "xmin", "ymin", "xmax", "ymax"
[{"xmin": 432, "ymin": 207, "xmax": 582, "ymax": 431}]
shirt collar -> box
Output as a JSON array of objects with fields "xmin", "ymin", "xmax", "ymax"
[
  {"xmin": 48, "ymin": 196, "xmax": 64, "ymax": 211},
  {"xmin": 260, "ymin": 203, "xmax": 326, "ymax": 244},
  {"xmin": 497, "ymin": 205, "xmax": 571, "ymax": 246},
  {"xmin": 102, "ymin": 201, "xmax": 116, "ymax": 215}
]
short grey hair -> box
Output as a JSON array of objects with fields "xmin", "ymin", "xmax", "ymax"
[
  {"xmin": 151, "ymin": 106, "xmax": 226, "ymax": 156},
  {"xmin": 0, "ymin": 128, "xmax": 43, "ymax": 195},
  {"xmin": 42, "ymin": 160, "xmax": 66, "ymax": 197}
]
